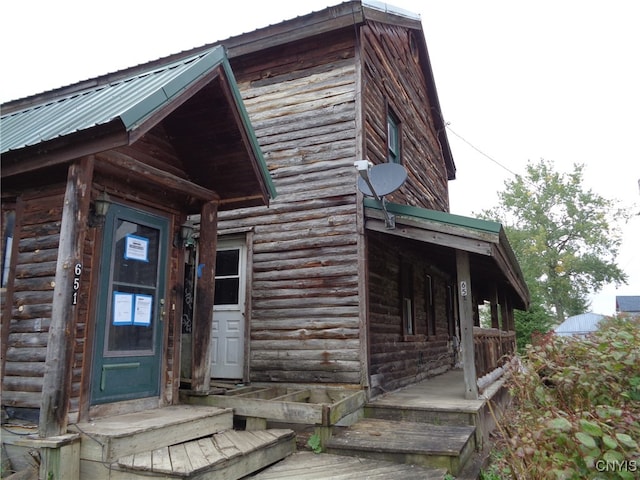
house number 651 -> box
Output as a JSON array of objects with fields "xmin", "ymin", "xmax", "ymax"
[{"xmin": 72, "ymin": 263, "xmax": 82, "ymax": 305}]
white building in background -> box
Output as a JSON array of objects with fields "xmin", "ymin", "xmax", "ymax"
[{"xmin": 554, "ymin": 312, "xmax": 606, "ymax": 338}]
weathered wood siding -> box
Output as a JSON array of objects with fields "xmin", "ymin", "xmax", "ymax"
[
  {"xmin": 2, "ymin": 129, "xmax": 189, "ymax": 416},
  {"xmin": 367, "ymin": 231, "xmax": 455, "ymax": 393},
  {"xmin": 2, "ymin": 187, "xmax": 65, "ymax": 412},
  {"xmin": 361, "ymin": 21, "xmax": 450, "ymax": 211},
  {"xmin": 218, "ymin": 34, "xmax": 363, "ymax": 384}
]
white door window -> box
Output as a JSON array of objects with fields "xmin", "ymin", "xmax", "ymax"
[{"xmin": 211, "ymin": 239, "xmax": 246, "ymax": 379}]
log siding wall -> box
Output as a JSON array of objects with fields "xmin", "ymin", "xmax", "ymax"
[
  {"xmin": 368, "ymin": 231, "xmax": 455, "ymax": 393},
  {"xmin": 218, "ymin": 36, "xmax": 363, "ymax": 384},
  {"xmin": 2, "ymin": 187, "xmax": 66, "ymax": 413},
  {"xmin": 361, "ymin": 22, "xmax": 450, "ymax": 211}
]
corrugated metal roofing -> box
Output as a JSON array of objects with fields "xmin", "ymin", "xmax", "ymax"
[
  {"xmin": 1, "ymin": 46, "xmax": 227, "ymax": 154},
  {"xmin": 616, "ymin": 295, "xmax": 640, "ymax": 313},
  {"xmin": 555, "ymin": 312, "xmax": 605, "ymax": 337}
]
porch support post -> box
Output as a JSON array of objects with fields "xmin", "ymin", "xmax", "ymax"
[
  {"xmin": 499, "ymin": 292, "xmax": 510, "ymax": 331},
  {"xmin": 456, "ymin": 250, "xmax": 478, "ymax": 400},
  {"xmin": 490, "ymin": 286, "xmax": 500, "ymax": 329},
  {"xmin": 191, "ymin": 201, "xmax": 218, "ymax": 393},
  {"xmin": 40, "ymin": 157, "xmax": 94, "ymax": 437}
]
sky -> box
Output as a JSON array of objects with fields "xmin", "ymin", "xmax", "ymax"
[{"xmin": 2, "ymin": 0, "xmax": 638, "ymax": 316}]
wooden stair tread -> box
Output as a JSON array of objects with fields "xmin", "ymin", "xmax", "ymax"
[
  {"xmin": 117, "ymin": 429, "xmax": 295, "ymax": 476},
  {"xmin": 325, "ymin": 418, "xmax": 475, "ymax": 456},
  {"xmin": 72, "ymin": 405, "xmax": 230, "ymax": 438},
  {"xmin": 252, "ymin": 451, "xmax": 448, "ymax": 479}
]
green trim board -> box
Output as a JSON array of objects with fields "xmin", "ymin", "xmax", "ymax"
[
  {"xmin": 221, "ymin": 57, "xmax": 277, "ymax": 200},
  {"xmin": 364, "ymin": 198, "xmax": 529, "ymax": 308},
  {"xmin": 363, "ymin": 198, "xmax": 502, "ymax": 235}
]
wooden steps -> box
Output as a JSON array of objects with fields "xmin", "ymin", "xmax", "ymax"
[
  {"xmin": 251, "ymin": 451, "xmax": 448, "ymax": 479},
  {"xmin": 71, "ymin": 405, "xmax": 233, "ymax": 463},
  {"xmin": 324, "ymin": 418, "xmax": 476, "ymax": 476},
  {"xmin": 70, "ymin": 405, "xmax": 296, "ymax": 479},
  {"xmin": 114, "ymin": 429, "xmax": 296, "ymax": 479}
]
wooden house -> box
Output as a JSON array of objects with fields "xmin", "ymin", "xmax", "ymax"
[
  {"xmin": 175, "ymin": 0, "xmax": 529, "ymax": 397},
  {"xmin": 1, "ymin": 1, "xmax": 529, "ymax": 478}
]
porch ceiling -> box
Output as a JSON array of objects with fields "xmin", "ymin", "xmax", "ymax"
[{"xmin": 364, "ymin": 199, "xmax": 530, "ymax": 310}]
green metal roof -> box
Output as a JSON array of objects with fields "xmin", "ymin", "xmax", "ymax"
[
  {"xmin": 0, "ymin": 45, "xmax": 276, "ymax": 199},
  {"xmin": 364, "ymin": 197, "xmax": 502, "ymax": 235}
]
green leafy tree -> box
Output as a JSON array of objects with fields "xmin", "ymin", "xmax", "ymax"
[{"xmin": 482, "ymin": 159, "xmax": 629, "ymax": 325}]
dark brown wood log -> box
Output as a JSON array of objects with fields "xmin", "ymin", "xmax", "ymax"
[
  {"xmin": 191, "ymin": 201, "xmax": 218, "ymax": 392},
  {"xmin": 39, "ymin": 157, "xmax": 93, "ymax": 438}
]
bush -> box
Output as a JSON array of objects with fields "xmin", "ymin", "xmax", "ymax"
[{"xmin": 491, "ymin": 316, "xmax": 640, "ymax": 479}]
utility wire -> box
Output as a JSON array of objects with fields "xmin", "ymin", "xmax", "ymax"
[{"xmin": 445, "ymin": 124, "xmax": 519, "ymax": 178}]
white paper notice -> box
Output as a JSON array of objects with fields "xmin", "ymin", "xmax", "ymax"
[
  {"xmin": 113, "ymin": 292, "xmax": 133, "ymax": 325},
  {"xmin": 125, "ymin": 235, "xmax": 149, "ymax": 262},
  {"xmin": 134, "ymin": 294, "xmax": 153, "ymax": 326}
]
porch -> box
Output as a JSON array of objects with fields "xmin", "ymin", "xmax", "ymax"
[{"xmin": 252, "ymin": 368, "xmax": 512, "ymax": 478}]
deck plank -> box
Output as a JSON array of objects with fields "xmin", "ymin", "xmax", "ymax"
[
  {"xmin": 213, "ymin": 431, "xmax": 243, "ymax": 459},
  {"xmin": 151, "ymin": 446, "xmax": 172, "ymax": 472},
  {"xmin": 196, "ymin": 437, "xmax": 226, "ymax": 465},
  {"xmin": 132, "ymin": 451, "xmax": 152, "ymax": 471},
  {"xmin": 169, "ymin": 443, "xmax": 193, "ymax": 475},
  {"xmin": 185, "ymin": 439, "xmax": 211, "ymax": 472},
  {"xmin": 327, "ymin": 418, "xmax": 474, "ymax": 455},
  {"xmin": 251, "ymin": 451, "xmax": 446, "ymax": 479}
]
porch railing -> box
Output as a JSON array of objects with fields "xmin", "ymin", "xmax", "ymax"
[{"xmin": 473, "ymin": 327, "xmax": 516, "ymax": 378}]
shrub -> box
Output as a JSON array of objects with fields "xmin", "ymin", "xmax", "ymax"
[{"xmin": 492, "ymin": 316, "xmax": 640, "ymax": 479}]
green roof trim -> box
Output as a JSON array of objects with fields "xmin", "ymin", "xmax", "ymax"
[
  {"xmin": 221, "ymin": 58, "xmax": 277, "ymax": 200},
  {"xmin": 363, "ymin": 197, "xmax": 502, "ymax": 235},
  {"xmin": 119, "ymin": 46, "xmax": 228, "ymax": 130}
]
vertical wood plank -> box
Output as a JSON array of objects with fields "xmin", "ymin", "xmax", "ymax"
[
  {"xmin": 456, "ymin": 250, "xmax": 478, "ymax": 400},
  {"xmin": 191, "ymin": 201, "xmax": 218, "ymax": 392},
  {"xmin": 39, "ymin": 157, "xmax": 94, "ymax": 437}
]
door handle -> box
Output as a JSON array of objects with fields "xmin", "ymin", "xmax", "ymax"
[{"xmin": 160, "ymin": 298, "xmax": 165, "ymax": 321}]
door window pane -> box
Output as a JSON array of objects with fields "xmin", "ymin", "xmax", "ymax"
[
  {"xmin": 106, "ymin": 220, "xmax": 160, "ymax": 353},
  {"xmin": 214, "ymin": 249, "xmax": 240, "ymax": 305}
]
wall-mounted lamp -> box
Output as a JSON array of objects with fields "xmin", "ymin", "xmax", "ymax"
[
  {"xmin": 174, "ymin": 220, "xmax": 195, "ymax": 248},
  {"xmin": 88, "ymin": 191, "xmax": 111, "ymax": 228}
]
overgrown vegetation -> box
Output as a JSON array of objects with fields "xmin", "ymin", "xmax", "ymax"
[{"xmin": 488, "ymin": 316, "xmax": 640, "ymax": 479}]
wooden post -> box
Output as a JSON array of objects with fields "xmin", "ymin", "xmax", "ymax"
[
  {"xmin": 456, "ymin": 250, "xmax": 478, "ymax": 400},
  {"xmin": 39, "ymin": 158, "xmax": 93, "ymax": 438},
  {"xmin": 191, "ymin": 201, "xmax": 218, "ymax": 392}
]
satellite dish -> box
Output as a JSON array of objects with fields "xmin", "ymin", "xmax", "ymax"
[{"xmin": 356, "ymin": 162, "xmax": 408, "ymax": 197}]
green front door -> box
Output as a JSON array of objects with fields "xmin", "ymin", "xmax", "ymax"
[{"xmin": 91, "ymin": 204, "xmax": 168, "ymax": 405}]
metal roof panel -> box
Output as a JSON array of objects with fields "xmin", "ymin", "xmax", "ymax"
[{"xmin": 1, "ymin": 48, "xmax": 223, "ymax": 154}]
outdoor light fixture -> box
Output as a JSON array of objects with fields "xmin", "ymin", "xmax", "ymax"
[
  {"xmin": 88, "ymin": 191, "xmax": 111, "ymax": 228},
  {"xmin": 175, "ymin": 220, "xmax": 195, "ymax": 248}
]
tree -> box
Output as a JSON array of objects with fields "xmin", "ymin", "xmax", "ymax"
[{"xmin": 482, "ymin": 159, "xmax": 629, "ymax": 325}]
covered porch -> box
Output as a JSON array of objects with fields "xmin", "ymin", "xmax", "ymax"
[{"xmin": 364, "ymin": 198, "xmax": 529, "ymax": 399}]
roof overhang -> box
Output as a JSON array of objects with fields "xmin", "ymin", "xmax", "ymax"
[
  {"xmin": 364, "ymin": 198, "xmax": 530, "ymax": 309},
  {"xmin": 1, "ymin": 46, "xmax": 276, "ymax": 209}
]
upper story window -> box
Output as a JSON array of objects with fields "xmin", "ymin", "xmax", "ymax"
[{"xmin": 387, "ymin": 109, "xmax": 401, "ymax": 164}]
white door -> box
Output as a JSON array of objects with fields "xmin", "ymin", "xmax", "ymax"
[{"xmin": 211, "ymin": 239, "xmax": 246, "ymax": 379}]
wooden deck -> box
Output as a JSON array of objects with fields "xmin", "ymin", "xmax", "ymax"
[{"xmin": 251, "ymin": 451, "xmax": 448, "ymax": 479}]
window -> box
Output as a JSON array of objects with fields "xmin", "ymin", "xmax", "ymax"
[
  {"xmin": 425, "ymin": 274, "xmax": 436, "ymax": 337},
  {"xmin": 2, "ymin": 211, "xmax": 15, "ymax": 288},
  {"xmin": 387, "ymin": 109, "xmax": 401, "ymax": 163},
  {"xmin": 401, "ymin": 261, "xmax": 415, "ymax": 336}
]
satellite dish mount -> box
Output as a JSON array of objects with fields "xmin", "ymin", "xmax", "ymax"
[{"xmin": 354, "ymin": 160, "xmax": 408, "ymax": 229}]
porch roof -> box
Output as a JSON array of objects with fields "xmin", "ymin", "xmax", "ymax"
[
  {"xmin": 364, "ymin": 198, "xmax": 530, "ymax": 309},
  {"xmin": 1, "ymin": 46, "xmax": 276, "ymax": 210}
]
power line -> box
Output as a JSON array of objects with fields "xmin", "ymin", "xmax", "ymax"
[{"xmin": 445, "ymin": 124, "xmax": 519, "ymax": 178}]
